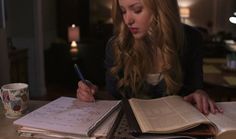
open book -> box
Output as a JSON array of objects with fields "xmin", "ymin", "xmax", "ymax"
[
  {"xmin": 124, "ymin": 95, "xmax": 236, "ymax": 139},
  {"xmin": 14, "ymin": 97, "xmax": 121, "ymax": 138}
]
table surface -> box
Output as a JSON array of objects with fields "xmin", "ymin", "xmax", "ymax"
[{"xmin": 0, "ymin": 100, "xmax": 49, "ymax": 139}]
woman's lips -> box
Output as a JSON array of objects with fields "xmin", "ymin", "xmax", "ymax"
[{"xmin": 130, "ymin": 28, "xmax": 138, "ymax": 33}]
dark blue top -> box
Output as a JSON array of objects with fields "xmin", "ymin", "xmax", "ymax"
[{"xmin": 105, "ymin": 25, "xmax": 203, "ymax": 99}]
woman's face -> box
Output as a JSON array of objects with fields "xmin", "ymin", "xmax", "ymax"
[{"xmin": 118, "ymin": 0, "xmax": 153, "ymax": 39}]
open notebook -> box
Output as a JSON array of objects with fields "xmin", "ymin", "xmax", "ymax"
[{"xmin": 14, "ymin": 97, "xmax": 121, "ymax": 138}]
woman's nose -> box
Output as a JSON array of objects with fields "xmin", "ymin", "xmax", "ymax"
[{"xmin": 124, "ymin": 12, "xmax": 134, "ymax": 26}]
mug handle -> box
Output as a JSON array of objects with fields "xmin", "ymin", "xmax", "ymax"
[
  {"xmin": 0, "ymin": 88, "xmax": 2, "ymax": 100},
  {"xmin": 0, "ymin": 88, "xmax": 4, "ymax": 101}
]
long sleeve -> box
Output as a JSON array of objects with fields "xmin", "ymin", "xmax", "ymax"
[
  {"xmin": 179, "ymin": 25, "xmax": 204, "ymax": 96},
  {"xmin": 104, "ymin": 37, "xmax": 122, "ymax": 99}
]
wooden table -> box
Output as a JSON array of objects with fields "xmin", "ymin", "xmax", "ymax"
[{"xmin": 203, "ymin": 58, "xmax": 236, "ymax": 101}]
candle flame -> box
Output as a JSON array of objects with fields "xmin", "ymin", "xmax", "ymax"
[{"xmin": 71, "ymin": 41, "xmax": 77, "ymax": 48}]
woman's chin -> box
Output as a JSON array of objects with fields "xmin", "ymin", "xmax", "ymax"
[{"xmin": 132, "ymin": 33, "xmax": 145, "ymax": 40}]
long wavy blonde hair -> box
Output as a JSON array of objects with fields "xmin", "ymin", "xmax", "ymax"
[{"xmin": 110, "ymin": 0, "xmax": 184, "ymax": 95}]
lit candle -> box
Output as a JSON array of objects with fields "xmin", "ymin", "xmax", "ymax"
[
  {"xmin": 70, "ymin": 41, "xmax": 78, "ymax": 57},
  {"xmin": 68, "ymin": 24, "xmax": 80, "ymax": 42},
  {"xmin": 70, "ymin": 41, "xmax": 78, "ymax": 48}
]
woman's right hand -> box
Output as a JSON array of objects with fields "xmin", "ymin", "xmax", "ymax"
[{"xmin": 76, "ymin": 80, "xmax": 98, "ymax": 102}]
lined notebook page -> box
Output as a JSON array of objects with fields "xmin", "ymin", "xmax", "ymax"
[{"xmin": 14, "ymin": 97, "xmax": 120, "ymax": 136}]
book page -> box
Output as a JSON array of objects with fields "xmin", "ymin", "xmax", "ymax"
[
  {"xmin": 207, "ymin": 102, "xmax": 236, "ymax": 138},
  {"xmin": 14, "ymin": 97, "xmax": 120, "ymax": 136},
  {"xmin": 129, "ymin": 96, "xmax": 210, "ymax": 133}
]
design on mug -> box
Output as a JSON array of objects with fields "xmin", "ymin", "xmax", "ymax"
[
  {"xmin": 11, "ymin": 99, "xmax": 21, "ymax": 111},
  {"xmin": 2, "ymin": 91, "xmax": 10, "ymax": 103},
  {"xmin": 21, "ymin": 94, "xmax": 28, "ymax": 102},
  {"xmin": 21, "ymin": 88, "xmax": 28, "ymax": 102}
]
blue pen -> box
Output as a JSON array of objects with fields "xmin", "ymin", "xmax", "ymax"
[
  {"xmin": 74, "ymin": 64, "xmax": 85, "ymax": 81},
  {"xmin": 74, "ymin": 64, "xmax": 95, "ymax": 102}
]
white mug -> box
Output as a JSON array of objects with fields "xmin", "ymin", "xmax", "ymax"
[{"xmin": 0, "ymin": 83, "xmax": 29, "ymax": 118}]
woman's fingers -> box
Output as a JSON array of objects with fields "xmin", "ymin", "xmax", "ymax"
[
  {"xmin": 202, "ymin": 96, "xmax": 209, "ymax": 115},
  {"xmin": 195, "ymin": 94, "xmax": 203, "ymax": 114},
  {"xmin": 78, "ymin": 89, "xmax": 95, "ymax": 102},
  {"xmin": 184, "ymin": 90, "xmax": 223, "ymax": 115},
  {"xmin": 77, "ymin": 81, "xmax": 96, "ymax": 102},
  {"xmin": 209, "ymin": 100, "xmax": 224, "ymax": 114},
  {"xmin": 209, "ymin": 100, "xmax": 217, "ymax": 114}
]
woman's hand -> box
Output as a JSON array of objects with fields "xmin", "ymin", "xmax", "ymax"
[
  {"xmin": 184, "ymin": 89, "xmax": 223, "ymax": 115},
  {"xmin": 76, "ymin": 80, "xmax": 98, "ymax": 102}
]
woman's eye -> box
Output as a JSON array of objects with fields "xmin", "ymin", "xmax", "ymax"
[
  {"xmin": 120, "ymin": 9, "xmax": 126, "ymax": 14},
  {"xmin": 121, "ymin": 11, "xmax": 126, "ymax": 14},
  {"xmin": 134, "ymin": 8, "xmax": 142, "ymax": 14}
]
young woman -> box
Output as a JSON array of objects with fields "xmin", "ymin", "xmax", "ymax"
[{"xmin": 77, "ymin": 0, "xmax": 222, "ymax": 115}]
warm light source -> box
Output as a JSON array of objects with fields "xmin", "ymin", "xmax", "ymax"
[
  {"xmin": 70, "ymin": 41, "xmax": 79, "ymax": 59},
  {"xmin": 177, "ymin": 0, "xmax": 195, "ymax": 7},
  {"xmin": 71, "ymin": 41, "xmax": 78, "ymax": 48},
  {"xmin": 180, "ymin": 7, "xmax": 190, "ymax": 18},
  {"xmin": 229, "ymin": 17, "xmax": 236, "ymax": 24},
  {"xmin": 68, "ymin": 24, "xmax": 80, "ymax": 42},
  {"xmin": 68, "ymin": 24, "xmax": 80, "ymax": 60}
]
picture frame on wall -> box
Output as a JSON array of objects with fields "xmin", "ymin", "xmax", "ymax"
[{"xmin": 0, "ymin": 0, "xmax": 6, "ymax": 29}]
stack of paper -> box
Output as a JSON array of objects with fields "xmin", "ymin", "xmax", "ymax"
[{"xmin": 14, "ymin": 97, "xmax": 121, "ymax": 139}]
